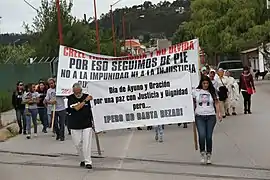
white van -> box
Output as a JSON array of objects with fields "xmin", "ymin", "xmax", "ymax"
[{"xmin": 217, "ymin": 60, "xmax": 243, "ymax": 82}]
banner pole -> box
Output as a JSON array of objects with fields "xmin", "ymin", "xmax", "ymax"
[
  {"xmin": 94, "ymin": 130, "xmax": 102, "ymax": 156},
  {"xmin": 51, "ymin": 104, "xmax": 56, "ymax": 131},
  {"xmin": 192, "ymin": 38, "xmax": 200, "ymax": 151}
]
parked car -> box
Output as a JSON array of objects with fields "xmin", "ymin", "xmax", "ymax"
[{"xmin": 217, "ymin": 60, "xmax": 244, "ymax": 82}]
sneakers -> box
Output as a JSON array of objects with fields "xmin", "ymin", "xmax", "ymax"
[
  {"xmin": 200, "ymin": 152, "xmax": 212, "ymax": 164},
  {"xmin": 80, "ymin": 161, "xmax": 85, "ymax": 167},
  {"xmin": 34, "ymin": 133, "xmax": 38, "ymax": 137},
  {"xmin": 200, "ymin": 152, "xmax": 206, "ymax": 164},
  {"xmin": 85, "ymin": 164, "xmax": 93, "ymax": 169},
  {"xmin": 26, "ymin": 134, "xmax": 31, "ymax": 139},
  {"xmin": 206, "ymin": 153, "xmax": 212, "ymax": 164}
]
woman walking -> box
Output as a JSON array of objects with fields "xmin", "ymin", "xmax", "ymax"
[
  {"xmin": 216, "ymin": 68, "xmax": 229, "ymax": 118},
  {"xmin": 67, "ymin": 83, "xmax": 93, "ymax": 169},
  {"xmin": 22, "ymin": 83, "xmax": 40, "ymax": 139},
  {"xmin": 36, "ymin": 81, "xmax": 48, "ymax": 133},
  {"xmin": 225, "ymin": 71, "xmax": 240, "ymax": 115},
  {"xmin": 193, "ymin": 76, "xmax": 222, "ymax": 164},
  {"xmin": 12, "ymin": 81, "xmax": 26, "ymax": 134},
  {"xmin": 239, "ymin": 66, "xmax": 255, "ymax": 114}
]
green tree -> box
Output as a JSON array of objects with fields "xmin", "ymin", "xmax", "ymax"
[
  {"xmin": 172, "ymin": 0, "xmax": 270, "ymax": 57},
  {"xmin": 0, "ymin": 44, "xmax": 35, "ymax": 64}
]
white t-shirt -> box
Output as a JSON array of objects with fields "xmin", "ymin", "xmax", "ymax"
[{"xmin": 192, "ymin": 89, "xmax": 216, "ymax": 116}]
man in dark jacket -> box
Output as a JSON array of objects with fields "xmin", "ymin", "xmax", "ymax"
[{"xmin": 67, "ymin": 83, "xmax": 93, "ymax": 169}]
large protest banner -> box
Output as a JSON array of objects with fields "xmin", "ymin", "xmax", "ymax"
[
  {"xmin": 89, "ymin": 71, "xmax": 194, "ymax": 132},
  {"xmin": 56, "ymin": 39, "xmax": 200, "ymax": 96}
]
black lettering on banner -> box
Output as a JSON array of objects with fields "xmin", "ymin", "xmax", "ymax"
[
  {"xmin": 115, "ymin": 96, "xmax": 125, "ymax": 103},
  {"xmin": 119, "ymin": 86, "xmax": 126, "ymax": 92},
  {"xmin": 104, "ymin": 114, "xmax": 124, "ymax": 123},
  {"xmin": 109, "ymin": 87, "xmax": 118, "ymax": 94},
  {"xmin": 160, "ymin": 55, "xmax": 171, "ymax": 66},
  {"xmin": 173, "ymin": 52, "xmax": 188, "ymax": 64},
  {"xmin": 160, "ymin": 108, "xmax": 183, "ymax": 118},
  {"xmin": 126, "ymin": 94, "xmax": 136, "ymax": 101},
  {"xmin": 104, "ymin": 97, "xmax": 114, "ymax": 103},
  {"xmin": 125, "ymin": 113, "xmax": 135, "ymax": 121},
  {"xmin": 94, "ymin": 98, "xmax": 103, "ymax": 106},
  {"xmin": 78, "ymin": 81, "xmax": 88, "ymax": 88},
  {"xmin": 137, "ymin": 111, "xmax": 158, "ymax": 120},
  {"xmin": 131, "ymin": 71, "xmax": 139, "ymax": 78},
  {"xmin": 127, "ymin": 84, "xmax": 143, "ymax": 92},
  {"xmin": 91, "ymin": 60, "xmax": 108, "ymax": 71},
  {"xmin": 72, "ymin": 71, "xmax": 77, "ymax": 79},
  {"xmin": 165, "ymin": 88, "xmax": 188, "ymax": 97},
  {"xmin": 69, "ymin": 58, "xmax": 88, "ymax": 70},
  {"xmin": 80, "ymin": 71, "xmax": 88, "ymax": 79},
  {"xmin": 61, "ymin": 69, "xmax": 70, "ymax": 78}
]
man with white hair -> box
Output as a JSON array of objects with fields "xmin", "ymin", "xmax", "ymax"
[
  {"xmin": 216, "ymin": 68, "xmax": 229, "ymax": 118},
  {"xmin": 67, "ymin": 83, "xmax": 93, "ymax": 169}
]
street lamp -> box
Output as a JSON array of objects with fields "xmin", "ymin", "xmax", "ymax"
[{"xmin": 110, "ymin": 0, "xmax": 122, "ymax": 57}]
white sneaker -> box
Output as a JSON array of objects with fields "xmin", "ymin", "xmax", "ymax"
[
  {"xmin": 200, "ymin": 152, "xmax": 206, "ymax": 164},
  {"xmin": 206, "ymin": 153, "xmax": 212, "ymax": 164},
  {"xmin": 34, "ymin": 133, "xmax": 38, "ymax": 137}
]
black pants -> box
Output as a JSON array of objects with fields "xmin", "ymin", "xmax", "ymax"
[
  {"xmin": 242, "ymin": 91, "xmax": 251, "ymax": 112},
  {"xmin": 54, "ymin": 110, "xmax": 66, "ymax": 139},
  {"xmin": 15, "ymin": 109, "xmax": 26, "ymax": 133}
]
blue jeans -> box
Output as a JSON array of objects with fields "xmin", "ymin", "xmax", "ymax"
[
  {"xmin": 25, "ymin": 109, "xmax": 38, "ymax": 134},
  {"xmin": 38, "ymin": 107, "xmax": 48, "ymax": 130},
  {"xmin": 155, "ymin": 125, "xmax": 164, "ymax": 139},
  {"xmin": 195, "ymin": 115, "xmax": 216, "ymax": 154}
]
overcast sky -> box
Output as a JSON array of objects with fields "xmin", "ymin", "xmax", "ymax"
[{"xmin": 0, "ymin": 0, "xmax": 173, "ymax": 33}]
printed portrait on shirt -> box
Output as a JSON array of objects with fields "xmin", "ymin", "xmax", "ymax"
[{"xmin": 198, "ymin": 93, "xmax": 210, "ymax": 106}]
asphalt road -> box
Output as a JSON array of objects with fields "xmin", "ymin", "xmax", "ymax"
[{"xmin": 1, "ymin": 80, "xmax": 270, "ymax": 180}]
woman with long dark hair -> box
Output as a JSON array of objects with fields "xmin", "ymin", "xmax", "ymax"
[
  {"xmin": 36, "ymin": 81, "xmax": 48, "ymax": 133},
  {"xmin": 12, "ymin": 81, "xmax": 26, "ymax": 134},
  {"xmin": 239, "ymin": 66, "xmax": 255, "ymax": 114},
  {"xmin": 193, "ymin": 76, "xmax": 222, "ymax": 164},
  {"xmin": 22, "ymin": 83, "xmax": 40, "ymax": 139}
]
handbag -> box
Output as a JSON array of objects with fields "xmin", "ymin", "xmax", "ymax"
[
  {"xmin": 243, "ymin": 75, "xmax": 253, "ymax": 95},
  {"xmin": 218, "ymin": 77, "xmax": 228, "ymax": 101}
]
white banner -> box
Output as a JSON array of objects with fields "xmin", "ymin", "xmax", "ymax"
[
  {"xmin": 56, "ymin": 39, "xmax": 200, "ymax": 96},
  {"xmin": 89, "ymin": 71, "xmax": 195, "ymax": 132}
]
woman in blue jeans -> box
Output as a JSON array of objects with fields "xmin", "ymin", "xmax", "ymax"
[
  {"xmin": 22, "ymin": 84, "xmax": 40, "ymax": 139},
  {"xmin": 193, "ymin": 76, "xmax": 222, "ymax": 164},
  {"xmin": 36, "ymin": 81, "xmax": 48, "ymax": 133}
]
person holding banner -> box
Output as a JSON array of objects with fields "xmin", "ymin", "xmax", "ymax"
[
  {"xmin": 45, "ymin": 78, "xmax": 66, "ymax": 141},
  {"xmin": 67, "ymin": 83, "xmax": 93, "ymax": 169},
  {"xmin": 193, "ymin": 76, "xmax": 222, "ymax": 164}
]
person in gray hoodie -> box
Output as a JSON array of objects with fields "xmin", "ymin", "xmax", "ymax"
[
  {"xmin": 22, "ymin": 83, "xmax": 40, "ymax": 139},
  {"xmin": 44, "ymin": 78, "xmax": 66, "ymax": 141}
]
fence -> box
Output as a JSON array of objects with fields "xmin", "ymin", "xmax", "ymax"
[{"xmin": 0, "ymin": 57, "xmax": 58, "ymax": 92}]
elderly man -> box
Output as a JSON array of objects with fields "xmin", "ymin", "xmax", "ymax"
[
  {"xmin": 67, "ymin": 83, "xmax": 93, "ymax": 169},
  {"xmin": 216, "ymin": 68, "xmax": 229, "ymax": 118}
]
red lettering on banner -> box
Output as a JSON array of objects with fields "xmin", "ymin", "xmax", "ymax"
[
  {"xmin": 156, "ymin": 49, "xmax": 167, "ymax": 56},
  {"xmin": 63, "ymin": 47, "xmax": 86, "ymax": 58},
  {"xmin": 168, "ymin": 40, "xmax": 195, "ymax": 54}
]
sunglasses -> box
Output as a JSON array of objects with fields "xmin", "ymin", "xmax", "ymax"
[{"xmin": 19, "ymin": 84, "xmax": 24, "ymax": 86}]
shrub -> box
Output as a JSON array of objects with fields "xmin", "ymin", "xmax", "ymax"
[{"xmin": 0, "ymin": 91, "xmax": 13, "ymax": 113}]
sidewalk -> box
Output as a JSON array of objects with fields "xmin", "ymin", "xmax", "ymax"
[{"xmin": 0, "ymin": 81, "xmax": 270, "ymax": 180}]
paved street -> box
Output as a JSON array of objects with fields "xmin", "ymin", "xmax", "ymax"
[{"xmin": 1, "ymin": 81, "xmax": 270, "ymax": 180}]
